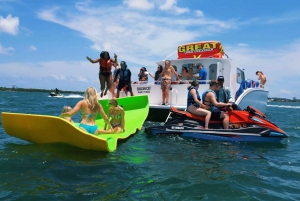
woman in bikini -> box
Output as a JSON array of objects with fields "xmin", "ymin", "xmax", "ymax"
[
  {"xmin": 104, "ymin": 99, "xmax": 125, "ymax": 133},
  {"xmin": 60, "ymin": 87, "xmax": 113, "ymax": 135},
  {"xmin": 256, "ymin": 71, "xmax": 267, "ymax": 88},
  {"xmin": 86, "ymin": 51, "xmax": 117, "ymax": 98}
]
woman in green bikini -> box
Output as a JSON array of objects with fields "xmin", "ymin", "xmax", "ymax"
[
  {"xmin": 104, "ymin": 99, "xmax": 125, "ymax": 133},
  {"xmin": 60, "ymin": 87, "xmax": 114, "ymax": 135}
]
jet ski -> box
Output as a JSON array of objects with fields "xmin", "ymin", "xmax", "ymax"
[
  {"xmin": 49, "ymin": 92, "xmax": 62, "ymax": 97},
  {"xmin": 145, "ymin": 106, "xmax": 288, "ymax": 143}
]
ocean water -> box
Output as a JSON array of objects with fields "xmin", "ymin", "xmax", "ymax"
[{"xmin": 0, "ymin": 91, "xmax": 299, "ymax": 201}]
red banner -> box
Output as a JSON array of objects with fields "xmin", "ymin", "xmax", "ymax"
[{"xmin": 177, "ymin": 41, "xmax": 224, "ymax": 59}]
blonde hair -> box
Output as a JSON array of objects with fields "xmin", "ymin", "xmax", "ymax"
[
  {"xmin": 61, "ymin": 106, "xmax": 72, "ymax": 113},
  {"xmin": 84, "ymin": 87, "xmax": 99, "ymax": 112}
]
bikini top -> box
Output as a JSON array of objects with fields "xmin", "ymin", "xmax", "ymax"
[
  {"xmin": 109, "ymin": 109, "xmax": 122, "ymax": 120},
  {"xmin": 81, "ymin": 113, "xmax": 96, "ymax": 122}
]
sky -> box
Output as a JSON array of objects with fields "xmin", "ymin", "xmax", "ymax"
[{"xmin": 1, "ymin": 0, "xmax": 300, "ymax": 98}]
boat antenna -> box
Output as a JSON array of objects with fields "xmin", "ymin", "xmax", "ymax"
[
  {"xmin": 164, "ymin": 50, "xmax": 177, "ymax": 60},
  {"xmin": 224, "ymin": 53, "xmax": 232, "ymax": 61}
]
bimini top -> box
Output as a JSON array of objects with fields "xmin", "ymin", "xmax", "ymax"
[{"xmin": 177, "ymin": 41, "xmax": 224, "ymax": 59}]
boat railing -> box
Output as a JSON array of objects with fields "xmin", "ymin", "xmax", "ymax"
[
  {"xmin": 132, "ymin": 79, "xmax": 211, "ymax": 85},
  {"xmin": 170, "ymin": 88, "xmax": 178, "ymax": 106}
]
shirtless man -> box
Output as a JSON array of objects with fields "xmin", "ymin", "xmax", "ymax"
[
  {"xmin": 158, "ymin": 60, "xmax": 181, "ymax": 105},
  {"xmin": 256, "ymin": 71, "xmax": 267, "ymax": 88}
]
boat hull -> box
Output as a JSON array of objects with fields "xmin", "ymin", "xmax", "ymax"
[
  {"xmin": 147, "ymin": 128, "xmax": 287, "ymax": 143},
  {"xmin": 2, "ymin": 95, "xmax": 149, "ymax": 152}
]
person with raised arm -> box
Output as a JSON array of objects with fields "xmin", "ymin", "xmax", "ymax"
[
  {"xmin": 60, "ymin": 87, "xmax": 114, "ymax": 135},
  {"xmin": 86, "ymin": 51, "xmax": 117, "ymax": 98}
]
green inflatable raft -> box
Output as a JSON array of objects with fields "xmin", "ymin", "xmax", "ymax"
[{"xmin": 2, "ymin": 95, "xmax": 149, "ymax": 152}]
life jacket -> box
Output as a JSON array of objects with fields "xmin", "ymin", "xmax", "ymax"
[
  {"xmin": 99, "ymin": 58, "xmax": 112, "ymax": 73},
  {"xmin": 217, "ymin": 87, "xmax": 229, "ymax": 103},
  {"xmin": 202, "ymin": 89, "xmax": 218, "ymax": 111},
  {"xmin": 119, "ymin": 68, "xmax": 129, "ymax": 81},
  {"xmin": 187, "ymin": 87, "xmax": 201, "ymax": 108}
]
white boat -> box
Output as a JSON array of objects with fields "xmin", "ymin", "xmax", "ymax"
[{"xmin": 112, "ymin": 41, "xmax": 269, "ymax": 122}]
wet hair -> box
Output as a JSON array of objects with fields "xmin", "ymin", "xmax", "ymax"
[
  {"xmin": 100, "ymin": 51, "xmax": 110, "ymax": 60},
  {"xmin": 182, "ymin": 67, "xmax": 188, "ymax": 73},
  {"xmin": 120, "ymin": 61, "xmax": 127, "ymax": 68},
  {"xmin": 109, "ymin": 98, "xmax": 118, "ymax": 106},
  {"xmin": 209, "ymin": 80, "xmax": 218, "ymax": 87},
  {"xmin": 141, "ymin": 67, "xmax": 147, "ymax": 71},
  {"xmin": 256, "ymin": 71, "xmax": 263, "ymax": 75},
  {"xmin": 188, "ymin": 80, "xmax": 199, "ymax": 90},
  {"xmin": 61, "ymin": 106, "xmax": 72, "ymax": 113},
  {"xmin": 84, "ymin": 87, "xmax": 99, "ymax": 112}
]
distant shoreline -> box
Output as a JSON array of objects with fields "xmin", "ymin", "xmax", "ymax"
[{"xmin": 0, "ymin": 87, "xmax": 84, "ymax": 94}]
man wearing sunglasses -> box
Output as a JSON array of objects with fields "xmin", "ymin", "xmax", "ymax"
[{"xmin": 201, "ymin": 80, "xmax": 232, "ymax": 129}]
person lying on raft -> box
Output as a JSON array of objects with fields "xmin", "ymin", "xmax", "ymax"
[
  {"xmin": 60, "ymin": 87, "xmax": 114, "ymax": 135},
  {"xmin": 104, "ymin": 99, "xmax": 125, "ymax": 133},
  {"xmin": 187, "ymin": 80, "xmax": 211, "ymax": 129}
]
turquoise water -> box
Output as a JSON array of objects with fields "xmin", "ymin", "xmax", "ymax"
[{"xmin": 0, "ymin": 91, "xmax": 299, "ymax": 200}]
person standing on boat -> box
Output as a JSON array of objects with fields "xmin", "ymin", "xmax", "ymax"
[
  {"xmin": 86, "ymin": 51, "xmax": 117, "ymax": 98},
  {"xmin": 193, "ymin": 64, "xmax": 207, "ymax": 84},
  {"xmin": 202, "ymin": 80, "xmax": 232, "ymax": 129},
  {"xmin": 180, "ymin": 67, "xmax": 192, "ymax": 83},
  {"xmin": 187, "ymin": 80, "xmax": 211, "ymax": 129},
  {"xmin": 158, "ymin": 60, "xmax": 181, "ymax": 105},
  {"xmin": 149, "ymin": 65, "xmax": 163, "ymax": 83},
  {"xmin": 60, "ymin": 87, "xmax": 114, "ymax": 135},
  {"xmin": 114, "ymin": 61, "xmax": 134, "ymax": 98},
  {"xmin": 256, "ymin": 71, "xmax": 267, "ymax": 88},
  {"xmin": 138, "ymin": 67, "xmax": 149, "ymax": 83}
]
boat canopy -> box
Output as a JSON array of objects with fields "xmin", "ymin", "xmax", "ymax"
[{"xmin": 177, "ymin": 41, "xmax": 224, "ymax": 59}]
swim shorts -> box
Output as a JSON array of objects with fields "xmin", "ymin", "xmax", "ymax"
[{"xmin": 161, "ymin": 79, "xmax": 171, "ymax": 90}]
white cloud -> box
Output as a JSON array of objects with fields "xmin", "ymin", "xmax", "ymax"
[
  {"xmin": 0, "ymin": 43, "xmax": 14, "ymax": 54},
  {"xmin": 159, "ymin": 0, "xmax": 189, "ymax": 15},
  {"xmin": 29, "ymin": 45, "xmax": 37, "ymax": 51},
  {"xmin": 124, "ymin": 0, "xmax": 154, "ymax": 10},
  {"xmin": 280, "ymin": 89, "xmax": 291, "ymax": 94},
  {"xmin": 36, "ymin": 4, "xmax": 236, "ymax": 68},
  {"xmin": 0, "ymin": 14, "xmax": 19, "ymax": 35},
  {"xmin": 225, "ymin": 39, "xmax": 300, "ymax": 98},
  {"xmin": 195, "ymin": 10, "xmax": 204, "ymax": 17},
  {"xmin": 238, "ymin": 43, "xmax": 248, "ymax": 47}
]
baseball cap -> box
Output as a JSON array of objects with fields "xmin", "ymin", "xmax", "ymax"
[{"xmin": 217, "ymin": 76, "xmax": 224, "ymax": 81}]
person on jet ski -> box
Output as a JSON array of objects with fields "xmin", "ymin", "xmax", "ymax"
[
  {"xmin": 202, "ymin": 80, "xmax": 232, "ymax": 129},
  {"xmin": 55, "ymin": 88, "xmax": 60, "ymax": 94},
  {"xmin": 216, "ymin": 76, "xmax": 241, "ymax": 110},
  {"xmin": 187, "ymin": 80, "xmax": 211, "ymax": 129}
]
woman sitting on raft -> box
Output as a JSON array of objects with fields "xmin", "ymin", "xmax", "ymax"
[
  {"xmin": 104, "ymin": 99, "xmax": 125, "ymax": 133},
  {"xmin": 60, "ymin": 87, "xmax": 114, "ymax": 135},
  {"xmin": 187, "ymin": 80, "xmax": 211, "ymax": 129}
]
